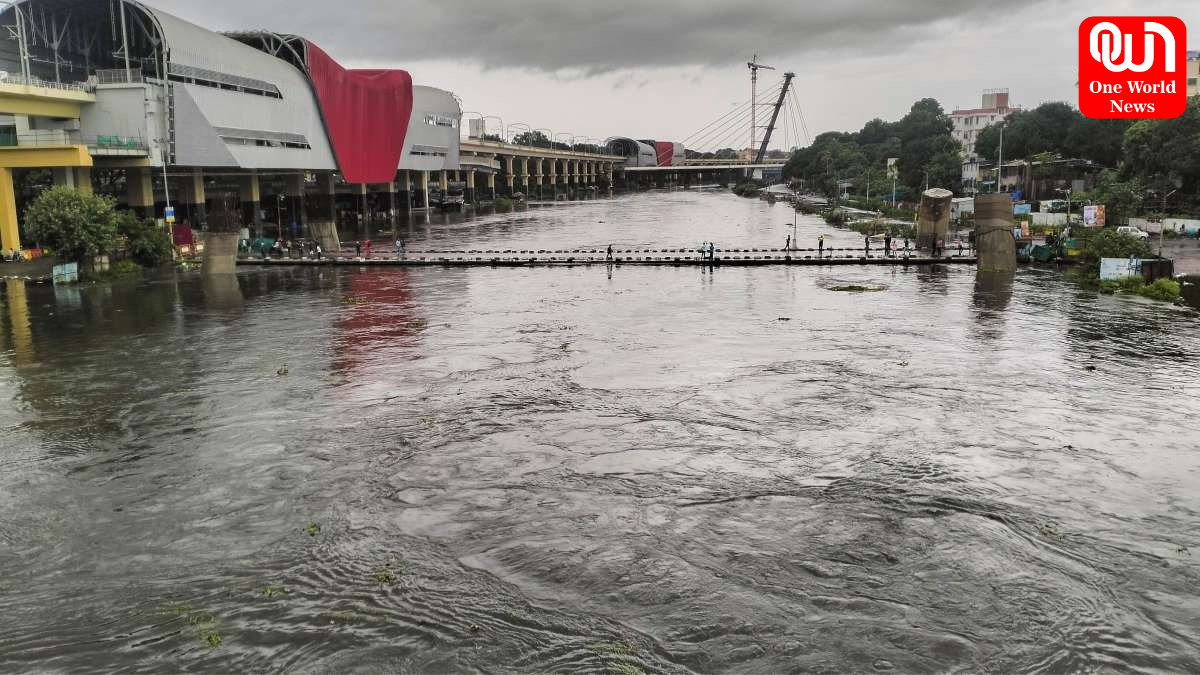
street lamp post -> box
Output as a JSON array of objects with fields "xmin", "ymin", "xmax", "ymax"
[
  {"xmin": 996, "ymin": 123, "xmax": 1006, "ymax": 195},
  {"xmin": 1057, "ymin": 187, "xmax": 1073, "ymax": 229},
  {"xmin": 1159, "ymin": 189, "xmax": 1178, "ymax": 256}
]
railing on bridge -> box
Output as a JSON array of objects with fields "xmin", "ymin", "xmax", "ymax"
[{"xmin": 0, "ymin": 73, "xmax": 90, "ymax": 93}]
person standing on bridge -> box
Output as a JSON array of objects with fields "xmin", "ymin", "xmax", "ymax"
[
  {"xmin": 884, "ymin": 233, "xmax": 893, "ymax": 258},
  {"xmin": 364, "ymin": 240, "xmax": 373, "ymax": 260},
  {"xmin": 354, "ymin": 240, "xmax": 362, "ymax": 258},
  {"xmin": 818, "ymin": 235, "xmax": 825, "ymax": 259},
  {"xmin": 606, "ymin": 244, "xmax": 614, "ymax": 262},
  {"xmin": 785, "ymin": 235, "xmax": 792, "ymax": 252},
  {"xmin": 864, "ymin": 235, "xmax": 871, "ymax": 259}
]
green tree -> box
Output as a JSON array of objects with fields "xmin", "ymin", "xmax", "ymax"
[
  {"xmin": 1079, "ymin": 228, "xmax": 1153, "ymax": 277},
  {"xmin": 1083, "ymin": 170, "xmax": 1145, "ymax": 226},
  {"xmin": 974, "ymin": 102, "xmax": 1130, "ymax": 168},
  {"xmin": 1122, "ymin": 97, "xmax": 1200, "ymax": 204},
  {"xmin": 23, "ymin": 187, "xmax": 119, "ymax": 262},
  {"xmin": 512, "ymin": 130, "xmax": 552, "ymax": 148},
  {"xmin": 116, "ymin": 210, "xmax": 173, "ymax": 268},
  {"xmin": 895, "ymin": 99, "xmax": 960, "ymax": 195}
]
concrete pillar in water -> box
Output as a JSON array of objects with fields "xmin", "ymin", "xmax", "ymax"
[
  {"xmin": 420, "ymin": 171, "xmax": 430, "ymax": 212},
  {"xmin": 505, "ymin": 157, "xmax": 515, "ymax": 195},
  {"xmin": 487, "ymin": 172, "xmax": 496, "ymax": 200},
  {"xmin": 917, "ymin": 188, "xmax": 953, "ymax": 251},
  {"xmin": 976, "ymin": 193, "xmax": 1017, "ymax": 273},
  {"xmin": 307, "ymin": 173, "xmax": 340, "ymax": 254},
  {"xmin": 126, "ymin": 167, "xmax": 155, "ymax": 218},
  {"xmin": 201, "ymin": 187, "xmax": 241, "ymax": 276},
  {"xmin": 466, "ymin": 170, "xmax": 476, "ymax": 204}
]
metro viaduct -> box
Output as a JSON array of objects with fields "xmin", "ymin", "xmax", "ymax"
[{"xmin": 0, "ymin": 0, "xmax": 620, "ymax": 272}]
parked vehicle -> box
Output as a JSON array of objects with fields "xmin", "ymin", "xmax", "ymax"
[{"xmin": 1117, "ymin": 226, "xmax": 1151, "ymax": 241}]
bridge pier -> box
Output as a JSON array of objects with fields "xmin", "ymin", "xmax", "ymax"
[
  {"xmin": 420, "ymin": 171, "xmax": 430, "ymax": 212},
  {"xmin": 976, "ymin": 193, "xmax": 1017, "ymax": 273},
  {"xmin": 466, "ymin": 170, "xmax": 476, "ymax": 204}
]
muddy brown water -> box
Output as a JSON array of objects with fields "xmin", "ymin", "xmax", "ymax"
[{"xmin": 1, "ymin": 190, "xmax": 1199, "ymax": 673}]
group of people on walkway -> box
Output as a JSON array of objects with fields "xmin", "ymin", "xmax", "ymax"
[
  {"xmin": 4, "ymin": 249, "xmax": 23, "ymax": 262},
  {"xmin": 263, "ymin": 239, "xmax": 323, "ymax": 261}
]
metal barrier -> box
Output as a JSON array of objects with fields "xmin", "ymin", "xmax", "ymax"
[
  {"xmin": 0, "ymin": 73, "xmax": 89, "ymax": 92},
  {"xmin": 94, "ymin": 69, "xmax": 145, "ymax": 85}
]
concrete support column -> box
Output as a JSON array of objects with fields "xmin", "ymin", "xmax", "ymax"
[
  {"xmin": 51, "ymin": 167, "xmax": 76, "ymax": 190},
  {"xmin": 0, "ymin": 168, "xmax": 21, "ymax": 254},
  {"xmin": 238, "ymin": 172, "xmax": 262, "ymax": 237},
  {"xmin": 285, "ymin": 172, "xmax": 309, "ymax": 240},
  {"xmin": 521, "ymin": 158, "xmax": 531, "ymax": 193},
  {"xmin": 466, "ymin": 170, "xmax": 476, "ymax": 204},
  {"xmin": 309, "ymin": 173, "xmax": 340, "ymax": 253},
  {"xmin": 126, "ymin": 167, "xmax": 155, "ymax": 218},
  {"xmin": 401, "ymin": 171, "xmax": 412, "ymax": 212},
  {"xmin": 440, "ymin": 170, "xmax": 449, "ymax": 192},
  {"xmin": 74, "ymin": 167, "xmax": 93, "ymax": 196},
  {"xmin": 180, "ymin": 169, "xmax": 207, "ymax": 229},
  {"xmin": 421, "ymin": 171, "xmax": 430, "ymax": 212},
  {"xmin": 548, "ymin": 159, "xmax": 557, "ymax": 198},
  {"xmin": 387, "ymin": 181, "xmax": 398, "ymax": 237},
  {"xmin": 356, "ymin": 184, "xmax": 369, "ymax": 240},
  {"xmin": 505, "ymin": 157, "xmax": 515, "ymax": 195},
  {"xmin": 201, "ymin": 232, "xmax": 239, "ymax": 275},
  {"xmin": 976, "ymin": 193, "xmax": 1017, "ymax": 273}
]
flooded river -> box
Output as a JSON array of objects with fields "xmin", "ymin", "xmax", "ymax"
[{"xmin": 2, "ymin": 190, "xmax": 1199, "ymax": 672}]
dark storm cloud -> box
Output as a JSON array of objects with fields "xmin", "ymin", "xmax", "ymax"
[{"xmin": 147, "ymin": 0, "xmax": 1044, "ymax": 72}]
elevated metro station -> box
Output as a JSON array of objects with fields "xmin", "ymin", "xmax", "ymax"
[{"xmin": 0, "ymin": 0, "xmax": 617, "ymax": 268}]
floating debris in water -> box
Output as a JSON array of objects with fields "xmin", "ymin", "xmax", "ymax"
[
  {"xmin": 261, "ymin": 586, "xmax": 287, "ymax": 599},
  {"xmin": 1039, "ymin": 522, "xmax": 1062, "ymax": 538},
  {"xmin": 277, "ymin": 365, "xmax": 289, "ymax": 377},
  {"xmin": 304, "ymin": 522, "xmax": 321, "ymax": 537},
  {"xmin": 829, "ymin": 285, "xmax": 886, "ymax": 293},
  {"xmin": 778, "ymin": 317, "xmax": 792, "ymax": 322},
  {"xmin": 340, "ymin": 296, "xmax": 369, "ymax": 305}
]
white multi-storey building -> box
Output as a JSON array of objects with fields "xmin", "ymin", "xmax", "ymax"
[
  {"xmin": 951, "ymin": 89, "xmax": 1017, "ymax": 195},
  {"xmin": 1188, "ymin": 51, "xmax": 1199, "ymax": 96}
]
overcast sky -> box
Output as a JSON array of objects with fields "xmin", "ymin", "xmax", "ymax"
[{"xmin": 151, "ymin": 0, "xmax": 1199, "ymax": 151}]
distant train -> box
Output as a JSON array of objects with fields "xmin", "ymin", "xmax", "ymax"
[{"xmin": 605, "ymin": 137, "xmax": 686, "ymax": 167}]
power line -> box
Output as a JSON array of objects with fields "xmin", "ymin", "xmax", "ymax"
[
  {"xmin": 681, "ymin": 81, "xmax": 782, "ymax": 145},
  {"xmin": 688, "ymin": 82, "xmax": 783, "ymax": 151}
]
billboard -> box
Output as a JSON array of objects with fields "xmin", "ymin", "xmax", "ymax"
[{"xmin": 1084, "ymin": 205, "xmax": 1107, "ymax": 228}]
